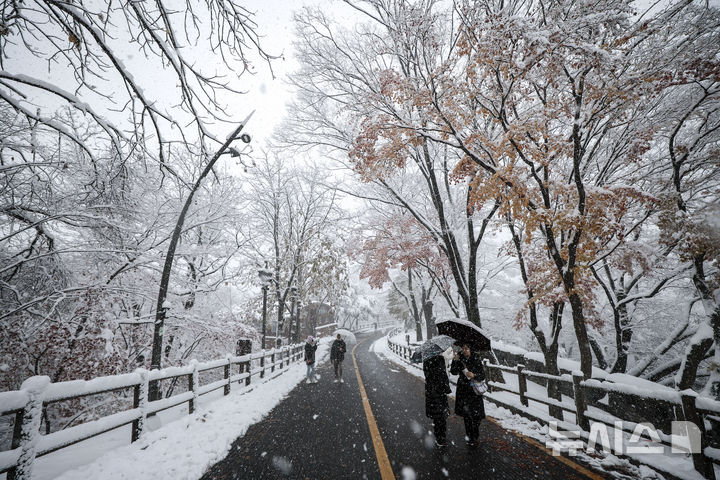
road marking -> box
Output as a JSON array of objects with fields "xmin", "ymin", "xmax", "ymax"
[
  {"xmin": 485, "ymin": 417, "xmax": 605, "ymax": 480},
  {"xmin": 352, "ymin": 341, "xmax": 395, "ymax": 480}
]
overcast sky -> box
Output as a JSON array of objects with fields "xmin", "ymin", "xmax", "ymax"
[{"xmin": 230, "ymin": 0, "xmax": 360, "ymax": 149}]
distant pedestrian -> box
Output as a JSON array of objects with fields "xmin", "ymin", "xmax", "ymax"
[
  {"xmin": 330, "ymin": 334, "xmax": 347, "ymax": 383},
  {"xmin": 305, "ymin": 336, "xmax": 318, "ymax": 383},
  {"xmin": 423, "ymin": 348, "xmax": 453, "ymax": 447},
  {"xmin": 450, "ymin": 341, "xmax": 486, "ymax": 447}
]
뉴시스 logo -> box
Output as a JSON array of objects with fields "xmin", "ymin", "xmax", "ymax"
[{"xmin": 546, "ymin": 420, "xmax": 703, "ymax": 456}]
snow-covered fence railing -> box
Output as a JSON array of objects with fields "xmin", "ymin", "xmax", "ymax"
[
  {"xmin": 386, "ymin": 333, "xmax": 719, "ymax": 480},
  {"xmin": 0, "ymin": 343, "xmax": 304, "ymax": 480}
]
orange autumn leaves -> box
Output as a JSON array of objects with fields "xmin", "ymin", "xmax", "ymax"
[
  {"xmin": 346, "ymin": 2, "xmax": 663, "ymax": 330},
  {"xmin": 354, "ymin": 215, "xmax": 445, "ymax": 289}
]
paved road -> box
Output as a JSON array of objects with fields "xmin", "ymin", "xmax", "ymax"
[{"xmin": 201, "ymin": 331, "xmax": 610, "ymax": 480}]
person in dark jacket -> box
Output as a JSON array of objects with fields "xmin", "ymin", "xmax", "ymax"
[
  {"xmin": 423, "ymin": 351, "xmax": 452, "ymax": 447},
  {"xmin": 304, "ymin": 336, "xmax": 318, "ymax": 383},
  {"xmin": 330, "ymin": 334, "xmax": 347, "ymax": 383},
  {"xmin": 450, "ymin": 341, "xmax": 486, "ymax": 446}
]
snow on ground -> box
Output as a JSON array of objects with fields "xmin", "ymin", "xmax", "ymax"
[
  {"xmin": 21, "ymin": 340, "xmax": 331, "ymax": 480},
  {"xmin": 373, "ymin": 334, "xmax": 706, "ymax": 480}
]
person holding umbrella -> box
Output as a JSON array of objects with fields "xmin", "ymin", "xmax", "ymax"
[
  {"xmin": 412, "ymin": 335, "xmax": 456, "ymax": 447},
  {"xmin": 450, "ymin": 341, "xmax": 486, "ymax": 447},
  {"xmin": 423, "ymin": 350, "xmax": 453, "ymax": 447}
]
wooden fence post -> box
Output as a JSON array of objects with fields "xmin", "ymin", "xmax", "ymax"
[
  {"xmin": 236, "ymin": 339, "xmax": 252, "ymax": 386},
  {"xmin": 572, "ymin": 372, "xmax": 589, "ymax": 431},
  {"xmin": 132, "ymin": 369, "xmax": 148, "ymax": 442},
  {"xmin": 260, "ymin": 354, "xmax": 265, "ymax": 379},
  {"xmin": 271, "ymin": 351, "xmax": 276, "ymax": 373},
  {"xmin": 8, "ymin": 408, "xmax": 24, "ymax": 480},
  {"xmin": 9, "ymin": 376, "xmax": 49, "ymax": 480},
  {"xmin": 681, "ymin": 392, "xmax": 716, "ymax": 480},
  {"xmin": 188, "ymin": 360, "xmax": 199, "ymax": 414},
  {"xmin": 224, "ymin": 357, "xmax": 231, "ymax": 396},
  {"xmin": 517, "ymin": 364, "xmax": 528, "ymax": 407}
]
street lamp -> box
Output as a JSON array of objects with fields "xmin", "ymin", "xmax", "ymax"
[
  {"xmin": 287, "ymin": 285, "xmax": 298, "ymax": 345},
  {"xmin": 149, "ymin": 111, "xmax": 255, "ymax": 402},
  {"xmin": 294, "ymin": 299, "xmax": 303, "ymax": 343},
  {"xmin": 258, "ymin": 266, "xmax": 273, "ymax": 350}
]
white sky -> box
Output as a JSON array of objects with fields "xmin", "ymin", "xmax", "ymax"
[{"xmin": 223, "ymin": 0, "xmax": 361, "ymax": 149}]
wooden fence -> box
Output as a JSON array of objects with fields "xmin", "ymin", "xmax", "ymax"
[
  {"xmin": 387, "ymin": 335, "xmax": 720, "ymax": 480},
  {"xmin": 0, "ymin": 344, "xmax": 304, "ymax": 480}
]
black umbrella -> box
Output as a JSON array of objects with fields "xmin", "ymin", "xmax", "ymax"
[
  {"xmin": 410, "ymin": 335, "xmax": 456, "ymax": 363},
  {"xmin": 436, "ymin": 318, "xmax": 491, "ymax": 351}
]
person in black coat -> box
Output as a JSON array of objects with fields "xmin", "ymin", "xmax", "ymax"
[
  {"xmin": 304, "ymin": 336, "xmax": 318, "ymax": 383},
  {"xmin": 423, "ymin": 353, "xmax": 451, "ymax": 446},
  {"xmin": 330, "ymin": 334, "xmax": 347, "ymax": 382},
  {"xmin": 450, "ymin": 341, "xmax": 486, "ymax": 446}
]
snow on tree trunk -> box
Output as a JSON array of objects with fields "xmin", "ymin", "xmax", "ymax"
[{"xmin": 677, "ymin": 321, "xmax": 714, "ymax": 390}]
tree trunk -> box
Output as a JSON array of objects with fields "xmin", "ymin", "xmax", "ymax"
[
  {"xmin": 423, "ymin": 299, "xmax": 436, "ymax": 339},
  {"xmin": 544, "ymin": 350, "xmax": 564, "ymax": 419},
  {"xmin": 407, "ymin": 269, "xmax": 423, "ymax": 342},
  {"xmin": 677, "ymin": 333, "xmax": 713, "ymax": 390},
  {"xmin": 588, "ymin": 334, "xmax": 609, "ymax": 371},
  {"xmin": 610, "ymin": 289, "xmax": 632, "ymax": 373},
  {"xmin": 568, "ymin": 292, "xmax": 594, "ymax": 379}
]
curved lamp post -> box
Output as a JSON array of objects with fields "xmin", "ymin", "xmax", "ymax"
[{"xmin": 149, "ymin": 111, "xmax": 254, "ymax": 401}]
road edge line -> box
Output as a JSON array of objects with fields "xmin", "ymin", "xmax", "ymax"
[
  {"xmin": 352, "ymin": 341, "xmax": 395, "ymax": 480},
  {"xmin": 485, "ymin": 418, "xmax": 605, "ymax": 480}
]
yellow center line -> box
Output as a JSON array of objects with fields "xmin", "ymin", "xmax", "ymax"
[{"xmin": 352, "ymin": 340, "xmax": 395, "ymax": 480}]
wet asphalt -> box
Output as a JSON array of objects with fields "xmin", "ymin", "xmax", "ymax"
[{"xmin": 200, "ymin": 331, "xmax": 610, "ymax": 480}]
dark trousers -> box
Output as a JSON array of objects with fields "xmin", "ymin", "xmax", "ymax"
[
  {"xmin": 431, "ymin": 415, "xmax": 447, "ymax": 444},
  {"xmin": 332, "ymin": 359, "xmax": 343, "ymax": 378},
  {"xmin": 463, "ymin": 416, "xmax": 480, "ymax": 442}
]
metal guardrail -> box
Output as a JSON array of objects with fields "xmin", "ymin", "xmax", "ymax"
[
  {"xmin": 0, "ymin": 344, "xmax": 305, "ymax": 479},
  {"xmin": 386, "ymin": 334, "xmax": 718, "ymax": 480}
]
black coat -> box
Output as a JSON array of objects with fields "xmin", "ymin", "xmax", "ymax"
[
  {"xmin": 450, "ymin": 352, "xmax": 486, "ymax": 420},
  {"xmin": 330, "ymin": 339, "xmax": 346, "ymax": 362},
  {"xmin": 423, "ymin": 356, "xmax": 450, "ymax": 419},
  {"xmin": 304, "ymin": 342, "xmax": 317, "ymax": 364}
]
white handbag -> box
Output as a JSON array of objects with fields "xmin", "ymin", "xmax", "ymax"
[{"xmin": 470, "ymin": 379, "xmax": 488, "ymax": 395}]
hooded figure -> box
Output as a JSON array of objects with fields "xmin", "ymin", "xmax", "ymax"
[
  {"xmin": 423, "ymin": 347, "xmax": 452, "ymax": 447},
  {"xmin": 304, "ymin": 336, "xmax": 318, "ymax": 383}
]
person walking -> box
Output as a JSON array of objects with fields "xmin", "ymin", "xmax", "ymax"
[
  {"xmin": 423, "ymin": 348, "xmax": 453, "ymax": 447},
  {"xmin": 330, "ymin": 334, "xmax": 347, "ymax": 383},
  {"xmin": 450, "ymin": 341, "xmax": 486, "ymax": 447},
  {"xmin": 304, "ymin": 336, "xmax": 318, "ymax": 383}
]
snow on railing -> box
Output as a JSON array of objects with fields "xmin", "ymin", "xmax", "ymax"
[
  {"xmin": 0, "ymin": 343, "xmax": 305, "ymax": 480},
  {"xmin": 386, "ymin": 333, "xmax": 720, "ymax": 480}
]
